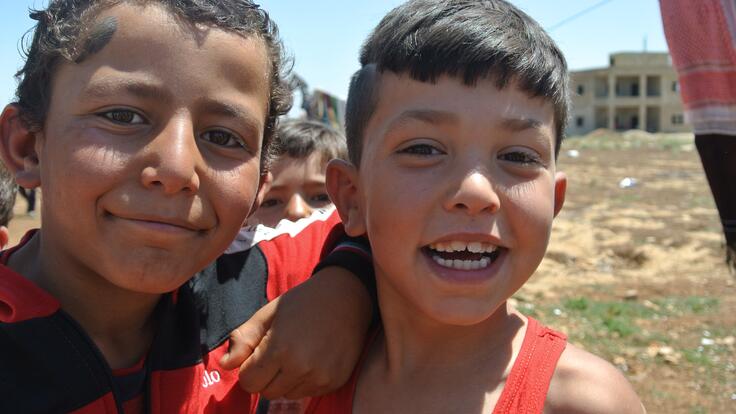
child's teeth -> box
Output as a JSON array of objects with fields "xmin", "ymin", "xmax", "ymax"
[
  {"xmin": 430, "ymin": 241, "xmax": 498, "ymax": 253},
  {"xmin": 431, "ymin": 255, "xmax": 492, "ymax": 270},
  {"xmin": 450, "ymin": 241, "xmax": 465, "ymax": 252}
]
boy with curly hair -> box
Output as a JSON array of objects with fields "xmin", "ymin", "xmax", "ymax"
[{"xmin": 0, "ymin": 1, "xmax": 374, "ymax": 412}]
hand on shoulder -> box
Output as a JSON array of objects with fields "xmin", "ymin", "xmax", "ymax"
[{"xmin": 545, "ymin": 343, "xmax": 646, "ymax": 414}]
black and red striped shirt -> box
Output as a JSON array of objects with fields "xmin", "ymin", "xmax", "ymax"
[{"xmin": 0, "ymin": 210, "xmax": 372, "ymax": 413}]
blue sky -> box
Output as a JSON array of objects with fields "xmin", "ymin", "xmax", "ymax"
[{"xmin": 0, "ymin": 0, "xmax": 668, "ymax": 105}]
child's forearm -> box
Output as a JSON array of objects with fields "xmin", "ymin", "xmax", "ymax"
[
  {"xmin": 219, "ymin": 264, "xmax": 374, "ymax": 398},
  {"xmin": 220, "ymin": 233, "xmax": 376, "ymax": 399}
]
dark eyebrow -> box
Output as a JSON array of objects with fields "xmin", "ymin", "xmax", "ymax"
[
  {"xmin": 386, "ymin": 109, "xmax": 460, "ymax": 131},
  {"xmin": 500, "ymin": 117, "xmax": 553, "ymax": 154},
  {"xmin": 197, "ymin": 99, "xmax": 262, "ymax": 136},
  {"xmin": 499, "ymin": 117, "xmax": 544, "ymax": 132},
  {"xmin": 198, "ymin": 99, "xmax": 254, "ymax": 121},
  {"xmin": 80, "ymin": 79, "xmax": 172, "ymax": 104},
  {"xmin": 199, "ymin": 99, "xmax": 259, "ymax": 130}
]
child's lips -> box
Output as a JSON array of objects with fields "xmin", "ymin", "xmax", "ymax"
[{"xmin": 105, "ymin": 211, "xmax": 210, "ymax": 233}]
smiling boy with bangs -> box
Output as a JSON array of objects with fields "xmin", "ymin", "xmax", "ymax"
[
  {"xmin": 0, "ymin": 1, "xmax": 375, "ymax": 413},
  {"xmin": 307, "ymin": 1, "xmax": 645, "ymax": 413}
]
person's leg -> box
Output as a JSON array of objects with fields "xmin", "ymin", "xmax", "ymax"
[
  {"xmin": 17, "ymin": 186, "xmax": 28, "ymax": 203},
  {"xmin": 695, "ymin": 134, "xmax": 736, "ymax": 272},
  {"xmin": 16, "ymin": 187, "xmax": 37, "ymax": 214},
  {"xmin": 26, "ymin": 188, "xmax": 36, "ymax": 213}
]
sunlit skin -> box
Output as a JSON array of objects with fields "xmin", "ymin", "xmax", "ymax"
[
  {"xmin": 330, "ymin": 72, "xmax": 564, "ymax": 412},
  {"xmin": 328, "ymin": 72, "xmax": 644, "ymax": 413},
  {"xmin": 335, "ymin": 73, "xmax": 564, "ymax": 329},
  {"xmin": 251, "ymin": 153, "xmax": 332, "ymax": 227},
  {"xmin": 0, "ymin": 3, "xmax": 270, "ymax": 368}
]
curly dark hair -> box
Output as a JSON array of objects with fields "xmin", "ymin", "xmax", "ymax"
[
  {"xmin": 13, "ymin": 0, "xmax": 292, "ymax": 170},
  {"xmin": 0, "ymin": 163, "xmax": 17, "ymax": 227}
]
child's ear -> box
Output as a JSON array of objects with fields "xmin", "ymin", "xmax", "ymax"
[
  {"xmin": 0, "ymin": 105, "xmax": 41, "ymax": 189},
  {"xmin": 247, "ymin": 171, "xmax": 273, "ymax": 218},
  {"xmin": 553, "ymin": 171, "xmax": 567, "ymax": 218},
  {"xmin": 326, "ymin": 159, "xmax": 366, "ymax": 237}
]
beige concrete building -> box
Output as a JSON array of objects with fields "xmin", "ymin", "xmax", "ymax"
[{"xmin": 568, "ymin": 52, "xmax": 691, "ymax": 136}]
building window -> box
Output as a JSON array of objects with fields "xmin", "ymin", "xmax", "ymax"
[
  {"xmin": 577, "ymin": 85, "xmax": 585, "ymax": 95},
  {"xmin": 646, "ymin": 76, "xmax": 661, "ymax": 96},
  {"xmin": 576, "ymin": 116, "xmax": 585, "ymax": 127},
  {"xmin": 672, "ymin": 81, "xmax": 680, "ymax": 93},
  {"xmin": 671, "ymin": 114, "xmax": 684, "ymax": 125}
]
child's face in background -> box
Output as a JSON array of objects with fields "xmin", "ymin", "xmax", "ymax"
[
  {"xmin": 26, "ymin": 3, "xmax": 270, "ymax": 293},
  {"xmin": 335, "ymin": 73, "xmax": 566, "ymax": 326},
  {"xmin": 251, "ymin": 152, "xmax": 332, "ymax": 227}
]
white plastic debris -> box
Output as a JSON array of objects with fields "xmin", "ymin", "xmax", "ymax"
[
  {"xmin": 566, "ymin": 149, "xmax": 580, "ymax": 158},
  {"xmin": 618, "ymin": 177, "xmax": 638, "ymax": 188},
  {"xmin": 701, "ymin": 338, "xmax": 715, "ymax": 346}
]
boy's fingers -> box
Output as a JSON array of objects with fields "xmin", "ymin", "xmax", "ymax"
[
  {"xmin": 259, "ymin": 372, "xmax": 307, "ymax": 400},
  {"xmin": 283, "ymin": 380, "xmax": 327, "ymax": 400},
  {"xmin": 219, "ymin": 324, "xmax": 262, "ymax": 370},
  {"xmin": 219, "ymin": 299, "xmax": 278, "ymax": 370},
  {"xmin": 265, "ymin": 366, "xmax": 335, "ymax": 400},
  {"xmin": 237, "ymin": 333, "xmax": 281, "ymax": 393}
]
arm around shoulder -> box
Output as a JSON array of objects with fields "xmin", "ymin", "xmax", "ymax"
[{"xmin": 545, "ymin": 344, "xmax": 646, "ymax": 414}]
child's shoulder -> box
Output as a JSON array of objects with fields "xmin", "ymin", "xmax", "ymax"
[{"xmin": 545, "ymin": 343, "xmax": 645, "ymax": 414}]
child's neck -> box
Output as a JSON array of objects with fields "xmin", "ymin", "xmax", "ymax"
[
  {"xmin": 354, "ymin": 293, "xmax": 528, "ymax": 413},
  {"xmin": 8, "ymin": 232, "xmax": 162, "ymax": 369},
  {"xmin": 378, "ymin": 299, "xmax": 524, "ymax": 376}
]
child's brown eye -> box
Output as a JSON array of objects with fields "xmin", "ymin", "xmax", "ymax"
[
  {"xmin": 260, "ymin": 198, "xmax": 280, "ymax": 208},
  {"xmin": 202, "ymin": 130, "xmax": 244, "ymax": 149},
  {"xmin": 398, "ymin": 144, "xmax": 443, "ymax": 156},
  {"xmin": 309, "ymin": 193, "xmax": 331, "ymax": 205},
  {"xmin": 100, "ymin": 109, "xmax": 145, "ymax": 124},
  {"xmin": 499, "ymin": 151, "xmax": 542, "ymax": 165}
]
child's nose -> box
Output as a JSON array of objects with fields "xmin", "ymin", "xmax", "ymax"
[
  {"xmin": 444, "ymin": 170, "xmax": 500, "ymax": 215},
  {"xmin": 140, "ymin": 119, "xmax": 201, "ymax": 195},
  {"xmin": 284, "ymin": 194, "xmax": 313, "ymax": 222}
]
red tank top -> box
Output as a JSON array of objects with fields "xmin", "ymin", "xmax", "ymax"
[{"xmin": 306, "ymin": 317, "xmax": 567, "ymax": 414}]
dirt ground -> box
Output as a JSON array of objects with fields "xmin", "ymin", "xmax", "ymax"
[
  {"xmin": 6, "ymin": 130, "xmax": 735, "ymax": 413},
  {"xmin": 518, "ymin": 130, "xmax": 735, "ymax": 414},
  {"xmin": 8, "ymin": 195, "xmax": 40, "ymax": 247}
]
